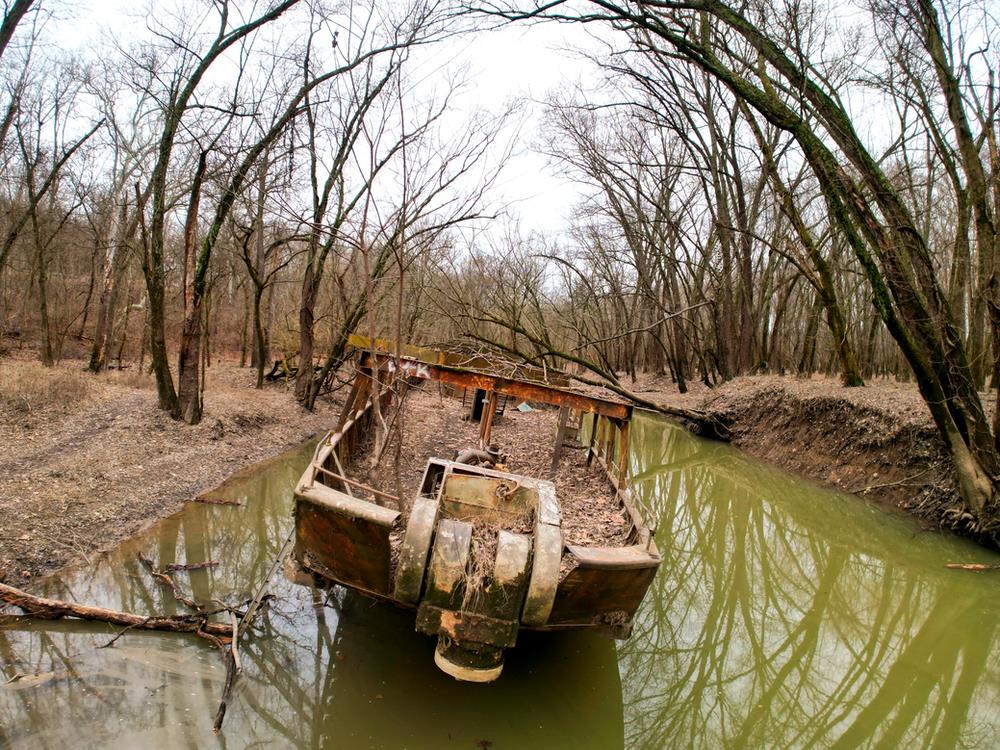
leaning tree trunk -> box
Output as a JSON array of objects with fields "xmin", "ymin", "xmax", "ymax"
[
  {"xmin": 295, "ymin": 261, "xmax": 318, "ymax": 404},
  {"xmin": 137, "ymin": 177, "xmax": 179, "ymax": 416},
  {"xmin": 32, "ymin": 223, "xmax": 54, "ymax": 367},
  {"xmin": 253, "ymin": 285, "xmax": 267, "ymax": 389},
  {"xmin": 748, "ymin": 107, "xmax": 865, "ymax": 387},
  {"xmin": 176, "ymin": 300, "xmax": 204, "ymax": 425}
]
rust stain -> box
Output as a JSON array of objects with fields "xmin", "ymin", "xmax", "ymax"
[{"xmin": 440, "ymin": 610, "xmax": 461, "ymax": 637}]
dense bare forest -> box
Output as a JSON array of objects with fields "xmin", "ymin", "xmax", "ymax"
[{"xmin": 1, "ymin": 0, "xmax": 999, "ymax": 527}]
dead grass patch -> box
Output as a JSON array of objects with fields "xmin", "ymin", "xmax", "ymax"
[
  {"xmin": 105, "ymin": 367, "xmax": 155, "ymax": 391},
  {"xmin": 0, "ymin": 361, "xmax": 95, "ymax": 415}
]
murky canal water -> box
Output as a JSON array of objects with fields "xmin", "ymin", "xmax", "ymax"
[{"xmin": 2, "ymin": 413, "xmax": 1000, "ymax": 748}]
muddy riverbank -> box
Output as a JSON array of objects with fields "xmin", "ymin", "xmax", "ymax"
[
  {"xmin": 0, "ymin": 356, "xmax": 341, "ymax": 582},
  {"xmin": 640, "ymin": 374, "xmax": 994, "ymax": 545}
]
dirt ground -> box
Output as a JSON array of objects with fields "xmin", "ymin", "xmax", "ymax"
[
  {"xmin": 635, "ymin": 373, "xmax": 995, "ymax": 545},
  {"xmin": 0, "ymin": 354, "xmax": 341, "ymax": 582}
]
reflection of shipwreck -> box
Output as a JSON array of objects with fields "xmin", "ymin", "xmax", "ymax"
[{"xmin": 292, "ymin": 336, "xmax": 661, "ymax": 682}]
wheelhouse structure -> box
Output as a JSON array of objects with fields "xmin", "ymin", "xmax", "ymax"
[{"xmin": 292, "ymin": 337, "xmax": 661, "ymax": 682}]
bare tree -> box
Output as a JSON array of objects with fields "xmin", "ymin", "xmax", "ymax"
[
  {"xmin": 478, "ymin": 0, "xmax": 1000, "ymax": 524},
  {"xmin": 135, "ymin": 0, "xmax": 301, "ymax": 416}
]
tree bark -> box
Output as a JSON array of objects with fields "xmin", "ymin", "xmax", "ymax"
[
  {"xmin": 89, "ymin": 201, "xmax": 132, "ymax": 372},
  {"xmin": 176, "ymin": 153, "xmax": 208, "ymax": 425},
  {"xmin": 295, "ymin": 259, "xmax": 319, "ymax": 403},
  {"xmin": 142, "ymin": 0, "xmax": 300, "ymax": 418},
  {"xmin": 253, "ymin": 285, "xmax": 267, "ymax": 389},
  {"xmin": 0, "ymin": 0, "xmax": 35, "ymax": 64}
]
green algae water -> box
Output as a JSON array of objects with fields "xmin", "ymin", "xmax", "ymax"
[{"xmin": 2, "ymin": 413, "xmax": 1000, "ymax": 748}]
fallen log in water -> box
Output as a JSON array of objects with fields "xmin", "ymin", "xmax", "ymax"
[
  {"xmin": 946, "ymin": 563, "xmax": 1000, "ymax": 571},
  {"xmin": 195, "ymin": 496, "xmax": 243, "ymax": 506},
  {"xmin": 0, "ymin": 582, "xmax": 233, "ymax": 637},
  {"xmin": 569, "ymin": 373, "xmax": 731, "ymax": 440},
  {"xmin": 2, "ymin": 536, "xmax": 292, "ymax": 735},
  {"xmin": 1, "ymin": 579, "xmax": 246, "ymax": 733},
  {"xmin": 166, "ymin": 560, "xmax": 220, "ymax": 572}
]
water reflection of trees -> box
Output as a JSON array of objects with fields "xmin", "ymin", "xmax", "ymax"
[
  {"xmin": 1, "ymin": 445, "xmax": 624, "ymax": 749},
  {"xmin": 621, "ymin": 417, "xmax": 1000, "ymax": 749},
  {"xmin": 0, "ymin": 451, "xmax": 325, "ymax": 748},
  {"xmin": 6, "ymin": 423, "xmax": 1000, "ymax": 748}
]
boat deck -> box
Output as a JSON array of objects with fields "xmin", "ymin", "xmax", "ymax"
[
  {"xmin": 344, "ymin": 384, "xmax": 634, "ymax": 549},
  {"xmin": 293, "ymin": 346, "xmax": 661, "ymax": 680}
]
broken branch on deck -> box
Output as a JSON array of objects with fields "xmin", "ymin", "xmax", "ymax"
[{"xmin": 455, "ymin": 330, "xmax": 731, "ymax": 440}]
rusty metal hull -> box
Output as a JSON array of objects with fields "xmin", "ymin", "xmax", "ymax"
[{"xmin": 292, "ymin": 344, "xmax": 660, "ymax": 681}]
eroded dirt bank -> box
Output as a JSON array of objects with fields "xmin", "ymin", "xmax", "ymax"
[
  {"xmin": 0, "ymin": 357, "xmax": 339, "ymax": 582},
  {"xmin": 640, "ymin": 375, "xmax": 995, "ymax": 545}
]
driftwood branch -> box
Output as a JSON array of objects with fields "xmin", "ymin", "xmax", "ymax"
[
  {"xmin": 138, "ymin": 553, "xmax": 204, "ymax": 612},
  {"xmin": 166, "ymin": 560, "xmax": 220, "ymax": 572},
  {"xmin": 945, "ymin": 563, "xmax": 1000, "ymax": 571},
  {"xmin": 230, "ymin": 612, "xmax": 242, "ymax": 674},
  {"xmin": 209, "ymin": 529, "xmax": 297, "ymax": 733},
  {"xmin": 197, "ymin": 626, "xmax": 239, "ymax": 734},
  {"xmin": 1, "ymin": 575, "xmax": 251, "ymax": 733},
  {"xmin": 0, "ymin": 582, "xmax": 232, "ymax": 637},
  {"xmin": 2, "ymin": 542, "xmax": 294, "ymax": 735},
  {"xmin": 195, "ymin": 496, "xmax": 243, "ymax": 506}
]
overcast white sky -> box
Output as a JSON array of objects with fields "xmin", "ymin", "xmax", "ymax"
[
  {"xmin": 407, "ymin": 19, "xmax": 608, "ymax": 236},
  {"xmin": 50, "ymin": 1, "xmax": 606, "ymax": 241}
]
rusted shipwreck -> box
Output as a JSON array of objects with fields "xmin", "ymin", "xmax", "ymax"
[{"xmin": 292, "ymin": 338, "xmax": 661, "ymax": 682}]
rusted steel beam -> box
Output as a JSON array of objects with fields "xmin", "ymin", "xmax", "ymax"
[{"xmin": 366, "ymin": 353, "xmax": 630, "ymax": 419}]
